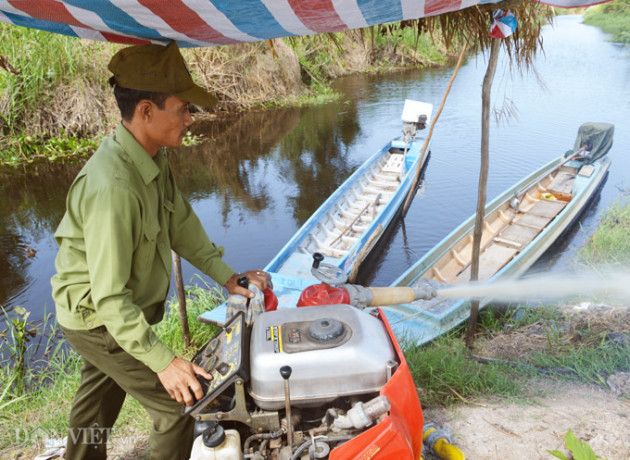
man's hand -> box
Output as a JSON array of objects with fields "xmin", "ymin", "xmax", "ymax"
[
  {"xmin": 224, "ymin": 270, "xmax": 268, "ymax": 298},
  {"xmin": 157, "ymin": 357, "xmax": 212, "ymax": 406}
]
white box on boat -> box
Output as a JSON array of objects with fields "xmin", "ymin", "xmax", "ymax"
[{"xmin": 402, "ymin": 99, "xmax": 433, "ymax": 125}]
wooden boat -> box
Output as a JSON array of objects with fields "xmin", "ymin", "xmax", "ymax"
[
  {"xmin": 264, "ymin": 100, "xmax": 433, "ymax": 281},
  {"xmin": 379, "ymin": 122, "xmax": 613, "ymax": 344},
  {"xmin": 200, "ymin": 100, "xmax": 434, "ymax": 325}
]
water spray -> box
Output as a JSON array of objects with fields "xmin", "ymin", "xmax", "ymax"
[{"xmin": 434, "ymin": 269, "xmax": 630, "ymax": 304}]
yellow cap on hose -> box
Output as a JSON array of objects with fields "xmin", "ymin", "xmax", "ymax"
[{"xmin": 423, "ymin": 426, "xmax": 466, "ymax": 460}]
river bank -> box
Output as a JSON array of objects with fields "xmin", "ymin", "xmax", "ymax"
[
  {"xmin": 0, "ymin": 22, "xmax": 451, "ymax": 167},
  {"xmin": 583, "ymin": 0, "xmax": 630, "ymax": 43}
]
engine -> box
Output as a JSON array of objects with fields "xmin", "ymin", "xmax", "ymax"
[
  {"xmin": 249, "ymin": 305, "xmax": 396, "ymax": 410},
  {"xmin": 186, "ymin": 303, "xmax": 423, "ymax": 460}
]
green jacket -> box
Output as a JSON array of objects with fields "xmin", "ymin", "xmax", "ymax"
[{"xmin": 52, "ymin": 124, "xmax": 235, "ymax": 373}]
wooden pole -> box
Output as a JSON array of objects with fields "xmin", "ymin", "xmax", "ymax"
[
  {"xmin": 172, "ymin": 251, "xmax": 191, "ymax": 347},
  {"xmin": 465, "ymin": 38, "xmax": 501, "ymax": 350},
  {"xmin": 402, "ymin": 37, "xmax": 470, "ymax": 217}
]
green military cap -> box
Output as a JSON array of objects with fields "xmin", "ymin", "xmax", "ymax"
[{"xmin": 108, "ymin": 41, "xmax": 217, "ymax": 108}]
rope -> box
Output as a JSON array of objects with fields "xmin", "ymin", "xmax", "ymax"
[{"xmin": 402, "ymin": 36, "xmax": 470, "ymax": 217}]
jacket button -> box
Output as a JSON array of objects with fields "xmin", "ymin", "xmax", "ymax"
[
  {"xmin": 87, "ymin": 322, "xmax": 92, "ymax": 327},
  {"xmin": 159, "ymin": 242, "xmax": 165, "ymax": 249}
]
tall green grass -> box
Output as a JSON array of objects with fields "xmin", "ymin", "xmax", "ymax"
[
  {"xmin": 0, "ymin": 24, "xmax": 112, "ymax": 132},
  {"xmin": 404, "ymin": 324, "xmax": 524, "ymax": 408},
  {"xmin": 372, "ymin": 23, "xmax": 448, "ymax": 67},
  {"xmin": 583, "ymin": 0, "xmax": 630, "ymax": 44},
  {"xmin": 0, "ymin": 307, "xmax": 83, "ymax": 451},
  {"xmin": 153, "ymin": 277, "xmax": 223, "ymax": 357},
  {"xmin": 0, "ymin": 24, "xmax": 114, "ymax": 165},
  {"xmin": 579, "ymin": 197, "xmax": 630, "ymax": 266}
]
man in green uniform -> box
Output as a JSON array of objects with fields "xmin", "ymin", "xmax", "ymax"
[{"xmin": 51, "ymin": 41, "xmax": 267, "ymax": 459}]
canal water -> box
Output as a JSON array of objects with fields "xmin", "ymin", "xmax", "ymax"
[{"xmin": 1, "ymin": 15, "xmax": 629, "ymax": 324}]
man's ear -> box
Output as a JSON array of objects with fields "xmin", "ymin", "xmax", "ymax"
[{"xmin": 135, "ymin": 99, "xmax": 154, "ymax": 122}]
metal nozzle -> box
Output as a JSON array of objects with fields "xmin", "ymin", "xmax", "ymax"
[{"xmin": 412, "ymin": 286, "xmax": 437, "ymax": 301}]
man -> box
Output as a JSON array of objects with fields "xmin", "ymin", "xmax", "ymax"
[{"xmin": 51, "ymin": 41, "xmax": 267, "ymax": 459}]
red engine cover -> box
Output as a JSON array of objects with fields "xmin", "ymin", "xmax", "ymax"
[{"xmin": 329, "ymin": 309, "xmax": 424, "ymax": 460}]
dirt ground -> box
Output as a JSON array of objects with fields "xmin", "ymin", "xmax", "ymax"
[
  {"xmin": 423, "ymin": 379, "xmax": 630, "ymax": 460},
  {"xmin": 23, "ymin": 383, "xmax": 630, "ymax": 460},
  {"xmin": 423, "ymin": 304, "xmax": 630, "ymax": 460}
]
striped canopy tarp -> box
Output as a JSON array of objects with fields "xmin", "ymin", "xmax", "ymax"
[{"xmin": 0, "ymin": 0, "xmax": 606, "ymax": 47}]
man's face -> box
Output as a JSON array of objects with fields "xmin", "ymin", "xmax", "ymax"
[{"xmin": 147, "ymin": 95, "xmax": 193, "ymax": 149}]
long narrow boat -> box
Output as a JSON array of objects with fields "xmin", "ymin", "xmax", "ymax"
[
  {"xmin": 200, "ymin": 99, "xmax": 434, "ymax": 325},
  {"xmin": 379, "ymin": 122, "xmax": 613, "ymax": 344}
]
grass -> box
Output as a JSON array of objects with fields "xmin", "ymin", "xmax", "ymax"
[
  {"xmin": 527, "ymin": 336, "xmax": 630, "ymax": 386},
  {"xmin": 0, "ymin": 23, "xmax": 116, "ymax": 166},
  {"xmin": 583, "ymin": 0, "xmax": 630, "ymax": 44},
  {"xmin": 0, "ymin": 309, "xmax": 84, "ymax": 453},
  {"xmin": 372, "ymin": 23, "xmax": 448, "ymax": 68},
  {"xmin": 0, "ymin": 24, "xmax": 115, "ymax": 132},
  {"xmin": 404, "ymin": 325, "xmax": 523, "ymax": 408},
  {"xmin": 153, "ymin": 277, "xmax": 223, "ymax": 357},
  {"xmin": 407, "ymin": 300, "xmax": 630, "ymax": 410},
  {"xmin": 0, "ymin": 21, "xmax": 451, "ymax": 168},
  {"xmin": 578, "ymin": 196, "xmax": 630, "ymax": 266}
]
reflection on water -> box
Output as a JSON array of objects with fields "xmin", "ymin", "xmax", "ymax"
[
  {"xmin": 0, "ymin": 164, "xmax": 80, "ymax": 316},
  {"xmin": 1, "ymin": 15, "xmax": 629, "ymax": 323}
]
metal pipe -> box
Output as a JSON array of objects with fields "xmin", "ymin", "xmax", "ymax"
[
  {"xmin": 289, "ymin": 435, "xmax": 354, "ymax": 460},
  {"xmin": 243, "ymin": 429, "xmax": 285, "ymax": 454},
  {"xmin": 280, "ymin": 366, "xmax": 294, "ymax": 452}
]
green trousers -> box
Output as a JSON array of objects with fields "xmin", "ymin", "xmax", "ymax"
[{"xmin": 61, "ymin": 325, "xmax": 194, "ymax": 460}]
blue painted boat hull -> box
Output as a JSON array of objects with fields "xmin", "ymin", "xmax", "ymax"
[{"xmin": 200, "ymin": 130, "xmax": 432, "ymax": 325}]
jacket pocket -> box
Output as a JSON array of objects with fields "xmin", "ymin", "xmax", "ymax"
[
  {"xmin": 163, "ymin": 198, "xmax": 175, "ymax": 214},
  {"xmin": 136, "ymin": 219, "xmax": 160, "ymax": 267}
]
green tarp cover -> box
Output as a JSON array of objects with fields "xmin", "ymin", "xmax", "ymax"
[{"xmin": 572, "ymin": 122, "xmax": 614, "ymax": 163}]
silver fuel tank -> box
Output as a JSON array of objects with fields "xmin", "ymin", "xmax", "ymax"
[{"xmin": 248, "ymin": 305, "xmax": 397, "ymax": 410}]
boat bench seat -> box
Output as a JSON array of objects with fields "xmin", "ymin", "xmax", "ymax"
[
  {"xmin": 528, "ymin": 198, "xmax": 567, "ymax": 219},
  {"xmin": 369, "ymin": 180, "xmax": 399, "ymax": 190},
  {"xmin": 547, "ymin": 167, "xmax": 577, "ymax": 195},
  {"xmin": 381, "ymin": 154, "xmax": 404, "ymax": 174},
  {"xmin": 455, "ymin": 244, "xmax": 518, "ymax": 284},
  {"xmin": 362, "ymin": 185, "xmax": 395, "ymax": 196},
  {"xmin": 374, "ymin": 172, "xmax": 400, "ymax": 183},
  {"xmin": 499, "ymin": 223, "xmax": 542, "ymax": 247},
  {"xmin": 514, "ymin": 213, "xmax": 552, "ymax": 229}
]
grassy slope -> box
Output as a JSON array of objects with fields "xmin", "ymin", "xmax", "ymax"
[
  {"xmin": 0, "ymin": 23, "xmax": 447, "ymax": 167},
  {"xmin": 583, "ymin": 0, "xmax": 630, "ymax": 43}
]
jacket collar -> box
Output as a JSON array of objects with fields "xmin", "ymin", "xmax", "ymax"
[{"xmin": 114, "ymin": 123, "xmax": 161, "ymax": 185}]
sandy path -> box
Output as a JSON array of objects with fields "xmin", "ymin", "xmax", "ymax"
[{"xmin": 423, "ymin": 380, "xmax": 630, "ymax": 460}]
